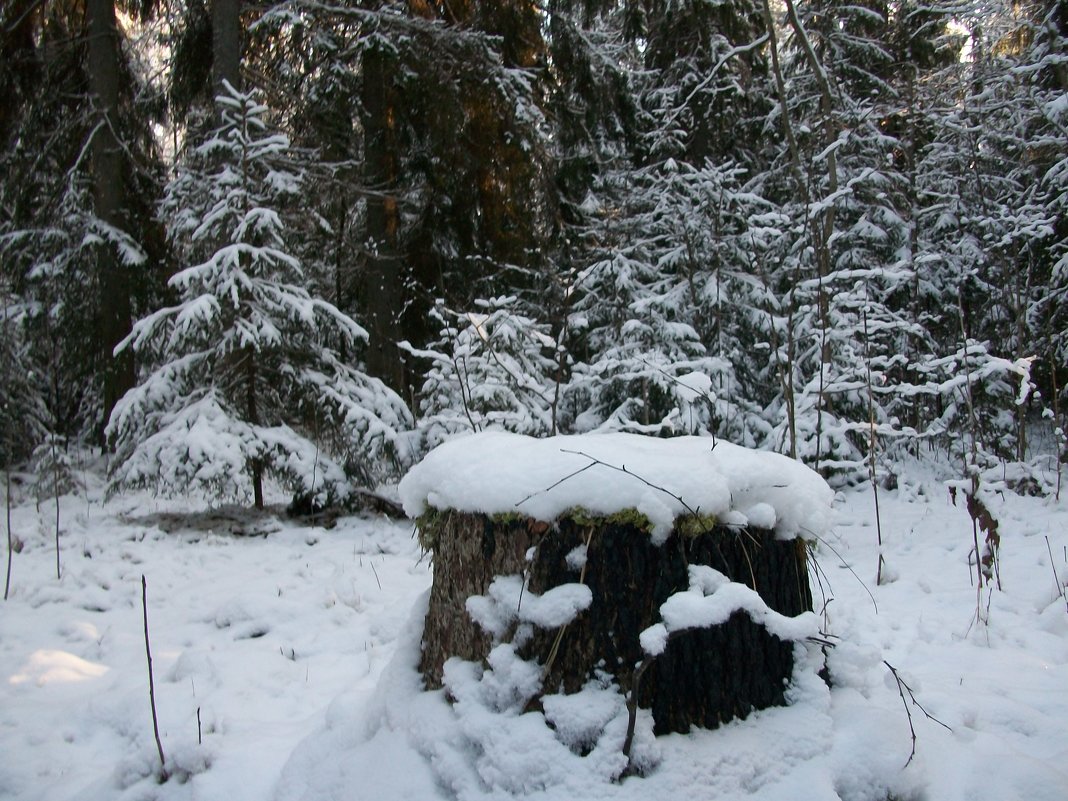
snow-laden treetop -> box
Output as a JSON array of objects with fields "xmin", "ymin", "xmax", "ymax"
[{"xmin": 399, "ymin": 432, "xmax": 834, "ymax": 543}]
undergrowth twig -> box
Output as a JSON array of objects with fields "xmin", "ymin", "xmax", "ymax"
[
  {"xmin": 142, "ymin": 575, "xmax": 168, "ymax": 780},
  {"xmin": 1045, "ymin": 535, "xmax": 1068, "ymax": 614},
  {"xmin": 802, "ymin": 527, "xmax": 878, "ymax": 614},
  {"xmin": 883, "ymin": 660, "xmax": 952, "ymax": 767},
  {"xmin": 4, "ymin": 466, "xmax": 12, "ymax": 600}
]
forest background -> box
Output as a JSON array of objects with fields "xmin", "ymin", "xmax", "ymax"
[{"xmin": 1, "ymin": 0, "xmax": 1066, "ymax": 508}]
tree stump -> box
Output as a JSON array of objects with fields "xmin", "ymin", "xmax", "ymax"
[{"xmin": 418, "ymin": 509, "xmax": 812, "ymax": 735}]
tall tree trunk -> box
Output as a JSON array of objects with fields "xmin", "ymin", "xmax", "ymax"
[
  {"xmin": 783, "ymin": 0, "xmax": 838, "ymax": 472},
  {"xmin": 212, "ymin": 0, "xmax": 241, "ymax": 94},
  {"xmin": 87, "ymin": 0, "xmax": 133, "ymax": 438},
  {"xmin": 360, "ymin": 43, "xmax": 406, "ymax": 395},
  {"xmin": 760, "ymin": 0, "xmax": 804, "ymax": 459}
]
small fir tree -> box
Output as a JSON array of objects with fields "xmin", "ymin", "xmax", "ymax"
[
  {"xmin": 30, "ymin": 434, "xmax": 80, "ymax": 509},
  {"xmin": 402, "ymin": 297, "xmax": 561, "ymax": 451},
  {"xmin": 107, "ymin": 85, "xmax": 411, "ymax": 508}
]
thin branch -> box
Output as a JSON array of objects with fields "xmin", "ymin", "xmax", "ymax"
[
  {"xmin": 656, "ymin": 33, "xmax": 771, "ymax": 135},
  {"xmin": 142, "ymin": 575, "xmax": 168, "ymax": 780},
  {"xmin": 808, "ymin": 546, "xmax": 834, "ymax": 627},
  {"xmin": 518, "ymin": 449, "xmax": 759, "ymax": 588},
  {"xmin": 1052, "ymin": 356, "xmax": 1063, "ymax": 502},
  {"xmin": 369, "ymin": 559, "xmax": 382, "ymax": 591},
  {"xmin": 555, "ymin": 449, "xmax": 705, "ymax": 520},
  {"xmin": 449, "ymin": 343, "xmax": 480, "ymax": 434},
  {"xmin": 883, "ymin": 660, "xmax": 952, "ymax": 768},
  {"xmin": 541, "ymin": 526, "xmax": 595, "ymax": 681},
  {"xmin": 802, "ymin": 528, "xmax": 879, "ymax": 614},
  {"xmin": 4, "ymin": 466, "xmax": 12, "ymax": 600},
  {"xmin": 1045, "ymin": 536, "xmax": 1068, "ymax": 614},
  {"xmin": 51, "ymin": 435, "xmax": 60, "ymax": 581},
  {"xmin": 863, "ymin": 300, "xmax": 886, "ymax": 585},
  {"xmin": 622, "ymin": 650, "xmax": 658, "ymax": 764},
  {"xmin": 514, "ymin": 460, "xmax": 598, "ymax": 508},
  {"xmin": 3, "ymin": 0, "xmax": 48, "ymax": 34}
]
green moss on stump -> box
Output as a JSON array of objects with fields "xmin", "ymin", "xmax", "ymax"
[{"xmin": 417, "ymin": 507, "xmax": 719, "ymax": 552}]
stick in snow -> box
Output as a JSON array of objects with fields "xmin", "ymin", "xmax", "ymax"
[
  {"xmin": 4, "ymin": 467, "xmax": 12, "ymax": 600},
  {"xmin": 142, "ymin": 575, "xmax": 168, "ymax": 779}
]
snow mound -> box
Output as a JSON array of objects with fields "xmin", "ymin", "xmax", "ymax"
[{"xmin": 399, "ymin": 432, "xmax": 833, "ymax": 542}]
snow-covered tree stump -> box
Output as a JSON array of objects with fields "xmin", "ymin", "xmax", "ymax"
[{"xmin": 400, "ymin": 433, "xmax": 833, "ymax": 738}]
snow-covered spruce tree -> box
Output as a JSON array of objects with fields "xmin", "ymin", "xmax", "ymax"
[
  {"xmin": 561, "ymin": 0, "xmax": 774, "ymax": 441},
  {"xmin": 0, "ymin": 136, "xmax": 151, "ymax": 445},
  {"xmin": 401, "ymin": 297, "xmax": 560, "ymax": 451},
  {"xmin": 566, "ymin": 155, "xmax": 771, "ymax": 441},
  {"xmin": 108, "ymin": 85, "xmax": 412, "ymax": 508},
  {"xmin": 564, "ymin": 162, "xmax": 711, "ymax": 435},
  {"xmin": 247, "ymin": 1, "xmax": 560, "ymax": 399},
  {"xmin": 30, "ymin": 435, "xmax": 80, "ymax": 509},
  {"xmin": 0, "ymin": 0, "xmax": 167, "ymax": 441},
  {"xmin": 1021, "ymin": 0, "xmax": 1068, "ymax": 457},
  {"xmin": 903, "ymin": 9, "xmax": 1046, "ymax": 471},
  {"xmin": 747, "ymin": 0, "xmax": 933, "ymax": 480}
]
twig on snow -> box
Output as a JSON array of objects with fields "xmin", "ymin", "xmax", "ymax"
[
  {"xmin": 556, "ymin": 449, "xmax": 705, "ymax": 521},
  {"xmin": 370, "ymin": 559, "xmax": 382, "ymax": 591},
  {"xmin": 514, "ymin": 460, "xmax": 598, "ymax": 508},
  {"xmin": 883, "ymin": 660, "xmax": 952, "ymax": 768}
]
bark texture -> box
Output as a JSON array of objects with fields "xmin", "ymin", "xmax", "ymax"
[
  {"xmin": 419, "ymin": 511, "xmax": 812, "ymax": 734},
  {"xmin": 212, "ymin": 0, "xmax": 241, "ymax": 93},
  {"xmin": 359, "ymin": 43, "xmax": 406, "ymax": 395},
  {"xmin": 87, "ymin": 0, "xmax": 134, "ymax": 430}
]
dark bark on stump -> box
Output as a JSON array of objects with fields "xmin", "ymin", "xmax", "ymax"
[{"xmin": 419, "ymin": 511, "xmax": 812, "ymax": 735}]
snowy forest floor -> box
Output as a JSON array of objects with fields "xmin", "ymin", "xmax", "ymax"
[{"xmin": 1, "ymin": 464, "xmax": 1067, "ymax": 801}]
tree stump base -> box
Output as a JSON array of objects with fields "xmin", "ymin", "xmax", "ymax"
[{"xmin": 418, "ymin": 510, "xmax": 812, "ymax": 735}]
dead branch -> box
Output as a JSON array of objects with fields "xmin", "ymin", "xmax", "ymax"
[{"xmin": 883, "ymin": 660, "xmax": 952, "ymax": 768}]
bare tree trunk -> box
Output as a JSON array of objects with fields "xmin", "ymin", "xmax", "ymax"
[
  {"xmin": 759, "ymin": 0, "xmax": 805, "ymax": 460},
  {"xmin": 212, "ymin": 0, "xmax": 241, "ymax": 94},
  {"xmin": 782, "ymin": 0, "xmax": 839, "ymax": 473},
  {"xmin": 360, "ymin": 43, "xmax": 406, "ymax": 394},
  {"xmin": 87, "ymin": 0, "xmax": 133, "ymax": 436}
]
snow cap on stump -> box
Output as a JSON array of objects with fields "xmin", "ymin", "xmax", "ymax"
[{"xmin": 399, "ymin": 431, "xmax": 833, "ymax": 544}]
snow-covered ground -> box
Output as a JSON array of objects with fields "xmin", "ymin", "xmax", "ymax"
[{"xmin": 1, "ymin": 461, "xmax": 1067, "ymax": 801}]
